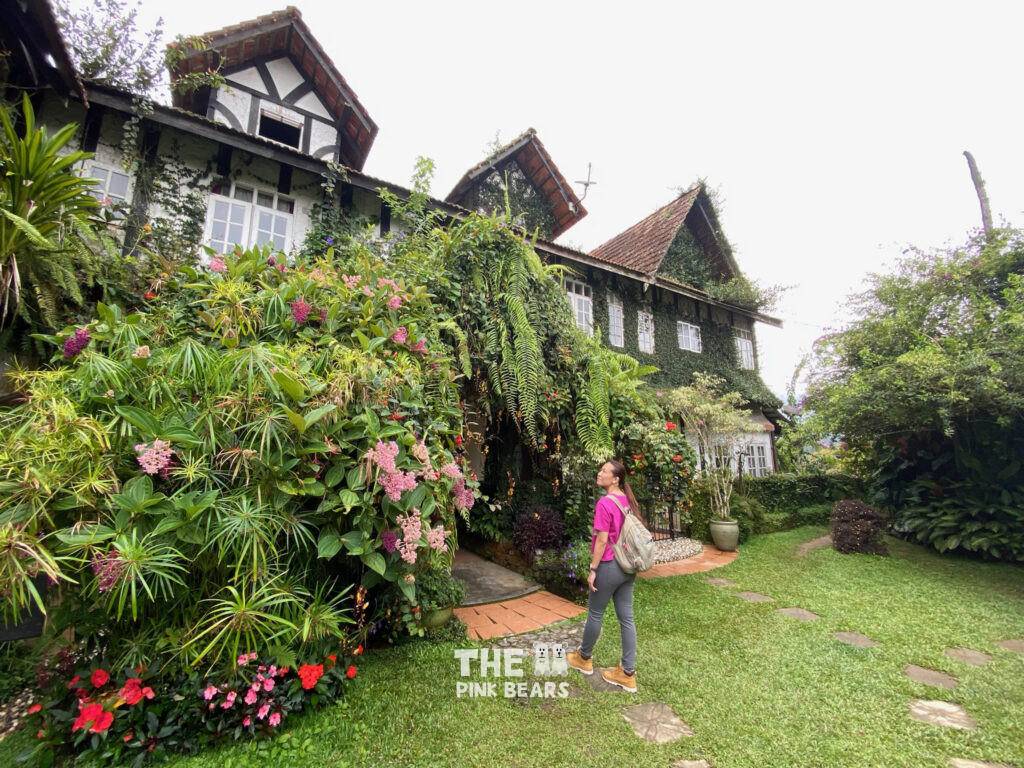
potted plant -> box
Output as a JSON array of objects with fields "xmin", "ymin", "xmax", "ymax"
[
  {"xmin": 414, "ymin": 566, "xmax": 467, "ymax": 629},
  {"xmin": 665, "ymin": 373, "xmax": 756, "ymax": 551}
]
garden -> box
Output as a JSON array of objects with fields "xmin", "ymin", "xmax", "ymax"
[{"xmin": 3, "ymin": 53, "xmax": 1024, "ymax": 766}]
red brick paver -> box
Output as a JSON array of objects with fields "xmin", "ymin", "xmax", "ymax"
[{"xmin": 454, "ymin": 545, "xmax": 736, "ymax": 640}]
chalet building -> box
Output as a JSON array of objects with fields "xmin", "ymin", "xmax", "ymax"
[{"xmin": 1, "ymin": 2, "xmax": 783, "ymax": 473}]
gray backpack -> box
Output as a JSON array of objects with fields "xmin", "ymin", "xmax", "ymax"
[{"xmin": 607, "ymin": 496, "xmax": 657, "ymax": 573}]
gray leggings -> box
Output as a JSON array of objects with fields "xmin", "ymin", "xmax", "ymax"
[{"xmin": 579, "ymin": 559, "xmax": 637, "ymax": 673}]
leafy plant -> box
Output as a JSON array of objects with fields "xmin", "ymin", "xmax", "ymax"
[
  {"xmin": 412, "ymin": 566, "xmax": 466, "ymax": 611},
  {"xmin": 512, "ymin": 505, "xmax": 565, "ymax": 564}
]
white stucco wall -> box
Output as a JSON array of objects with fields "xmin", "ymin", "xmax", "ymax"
[
  {"xmin": 265, "ymin": 57, "xmax": 304, "ymax": 97},
  {"xmin": 225, "ymin": 66, "xmax": 266, "ymax": 94},
  {"xmin": 309, "ymin": 118, "xmax": 337, "ymax": 155},
  {"xmin": 293, "ymin": 90, "xmax": 332, "ymax": 120},
  {"xmin": 212, "ymin": 87, "xmax": 251, "ymax": 130}
]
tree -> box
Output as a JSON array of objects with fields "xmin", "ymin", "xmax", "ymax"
[{"xmin": 804, "ymin": 228, "xmax": 1024, "ymax": 561}]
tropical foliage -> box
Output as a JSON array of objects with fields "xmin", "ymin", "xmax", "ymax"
[{"xmin": 805, "ymin": 228, "xmax": 1024, "ymax": 561}]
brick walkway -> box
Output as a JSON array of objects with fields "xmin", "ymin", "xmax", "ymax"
[{"xmin": 454, "ymin": 545, "xmax": 737, "ymax": 640}]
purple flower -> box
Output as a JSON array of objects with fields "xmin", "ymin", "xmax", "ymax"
[
  {"xmin": 62, "ymin": 328, "xmax": 91, "ymax": 359},
  {"xmin": 942, "ymin": 273, "xmax": 952, "ymax": 280},
  {"xmin": 291, "ymin": 299, "xmax": 312, "ymax": 324},
  {"xmin": 382, "ymin": 530, "xmax": 398, "ymax": 553},
  {"xmin": 318, "ymin": 308, "xmax": 327, "ymax": 324},
  {"xmin": 326, "ymin": 237, "xmax": 334, "ymax": 245}
]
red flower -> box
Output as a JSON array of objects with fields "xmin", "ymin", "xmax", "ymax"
[
  {"xmin": 27, "ymin": 703, "xmax": 42, "ymax": 715},
  {"xmin": 72, "ymin": 702, "xmax": 106, "ymax": 732},
  {"xmin": 326, "ymin": 654, "xmax": 336, "ymax": 668},
  {"xmin": 454, "ymin": 435, "xmax": 463, "ymax": 447},
  {"xmin": 346, "ymin": 665, "xmax": 357, "ymax": 679},
  {"xmin": 672, "ymin": 455, "xmax": 682, "ymax": 462},
  {"xmin": 665, "ymin": 422, "xmax": 677, "ymax": 431},
  {"xmin": 143, "ymin": 292, "xmax": 157, "ymax": 299},
  {"xmin": 90, "ymin": 669, "xmax": 110, "ymax": 688},
  {"xmin": 120, "ymin": 679, "xmax": 144, "ymax": 705},
  {"xmin": 124, "ymin": 732, "xmax": 133, "ymax": 742},
  {"xmin": 67, "ymin": 676, "xmax": 81, "ymax": 689},
  {"xmin": 354, "ymin": 645, "xmax": 363, "ymax": 656},
  {"xmin": 298, "ymin": 664, "xmax": 324, "ymax": 690}
]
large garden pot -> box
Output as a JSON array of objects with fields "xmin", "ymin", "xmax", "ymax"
[
  {"xmin": 421, "ymin": 604, "xmax": 454, "ymax": 629},
  {"xmin": 709, "ymin": 519, "xmax": 740, "ymax": 552}
]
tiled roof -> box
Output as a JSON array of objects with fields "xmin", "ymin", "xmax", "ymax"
[
  {"xmin": 589, "ymin": 186, "xmax": 701, "ymax": 275},
  {"xmin": 446, "ymin": 129, "xmax": 587, "ymax": 239},
  {"xmin": 169, "ymin": 6, "xmax": 377, "ymax": 171}
]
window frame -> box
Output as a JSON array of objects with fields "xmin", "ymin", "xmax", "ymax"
[
  {"xmin": 746, "ymin": 443, "xmax": 770, "ymax": 477},
  {"xmin": 84, "ymin": 163, "xmax": 131, "ymax": 215},
  {"xmin": 735, "ymin": 328, "xmax": 756, "ymax": 370},
  {"xmin": 204, "ymin": 181, "xmax": 294, "ymax": 254},
  {"xmin": 676, "ymin": 320, "xmax": 703, "ymax": 353},
  {"xmin": 564, "ymin": 278, "xmax": 593, "ymax": 336},
  {"xmin": 637, "ymin": 310, "xmax": 655, "ymax": 354},
  {"xmin": 607, "ymin": 293, "xmax": 624, "ymax": 347}
]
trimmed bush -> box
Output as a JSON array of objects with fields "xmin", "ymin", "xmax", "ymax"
[
  {"xmin": 831, "ymin": 499, "xmax": 888, "ymax": 555},
  {"xmin": 513, "ymin": 505, "xmax": 566, "ymax": 564},
  {"xmin": 739, "ymin": 472, "xmax": 867, "ymax": 517},
  {"xmin": 759, "ymin": 503, "xmax": 833, "ymax": 534}
]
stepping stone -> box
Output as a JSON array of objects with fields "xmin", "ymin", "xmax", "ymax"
[
  {"xmin": 582, "ymin": 668, "xmax": 626, "ymax": 693},
  {"xmin": 834, "ymin": 631, "xmax": 882, "ymax": 648},
  {"xmin": 703, "ymin": 578, "xmax": 736, "ymax": 587},
  {"xmin": 674, "ymin": 761, "xmax": 713, "ymax": 768},
  {"xmin": 909, "ymin": 700, "xmax": 978, "ymax": 730},
  {"xmin": 996, "ymin": 638, "xmax": 1024, "ymax": 653},
  {"xmin": 796, "ymin": 535, "xmax": 832, "ymax": 557},
  {"xmin": 945, "ymin": 648, "xmax": 992, "ymax": 666},
  {"xmin": 735, "ymin": 591, "xmax": 772, "ymax": 603},
  {"xmin": 904, "ymin": 664, "xmax": 958, "ymax": 689},
  {"xmin": 948, "ymin": 760, "xmax": 1016, "ymax": 768},
  {"xmin": 621, "ymin": 702, "xmax": 694, "ymax": 743},
  {"xmin": 776, "ymin": 607, "xmax": 820, "ymax": 621}
]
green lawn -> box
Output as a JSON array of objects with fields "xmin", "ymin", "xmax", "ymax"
[{"xmin": 4, "ymin": 528, "xmax": 1023, "ymax": 767}]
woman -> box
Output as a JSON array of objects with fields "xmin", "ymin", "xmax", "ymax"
[{"xmin": 566, "ymin": 460, "xmax": 640, "ymax": 692}]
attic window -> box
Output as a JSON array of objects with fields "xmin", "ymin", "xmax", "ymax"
[{"xmin": 258, "ymin": 112, "xmax": 301, "ymax": 148}]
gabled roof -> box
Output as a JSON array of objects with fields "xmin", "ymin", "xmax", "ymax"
[
  {"xmin": 590, "ymin": 185, "xmax": 741, "ymax": 279},
  {"xmin": 168, "ymin": 6, "xmax": 377, "ymax": 170},
  {"xmin": 446, "ymin": 128, "xmax": 587, "ymax": 239}
]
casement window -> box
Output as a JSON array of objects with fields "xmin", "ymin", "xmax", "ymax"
[
  {"xmin": 564, "ymin": 278, "xmax": 593, "ymax": 335},
  {"xmin": 607, "ymin": 294, "xmax": 624, "ymax": 347},
  {"xmin": 745, "ymin": 443, "xmax": 770, "ymax": 477},
  {"xmin": 205, "ymin": 182, "xmax": 294, "ymax": 254},
  {"xmin": 677, "ymin": 321, "xmax": 702, "ymax": 353},
  {"xmin": 735, "ymin": 328, "xmax": 756, "ymax": 370},
  {"xmin": 86, "ymin": 164, "xmax": 130, "ymax": 213},
  {"xmin": 637, "ymin": 310, "xmax": 654, "ymax": 353},
  {"xmin": 257, "ymin": 111, "xmax": 302, "ymax": 149}
]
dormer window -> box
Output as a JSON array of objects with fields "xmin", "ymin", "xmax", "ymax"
[{"xmin": 258, "ymin": 111, "xmax": 301, "ymax": 149}]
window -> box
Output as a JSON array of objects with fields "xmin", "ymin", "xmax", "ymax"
[
  {"xmin": 205, "ymin": 182, "xmax": 294, "ymax": 254},
  {"xmin": 86, "ymin": 165, "xmax": 130, "ymax": 214},
  {"xmin": 258, "ymin": 111, "xmax": 301, "ymax": 148},
  {"xmin": 637, "ymin": 310, "xmax": 654, "ymax": 353},
  {"xmin": 735, "ymin": 328, "xmax": 755, "ymax": 370},
  {"xmin": 564, "ymin": 278, "xmax": 593, "ymax": 335},
  {"xmin": 745, "ymin": 443, "xmax": 770, "ymax": 477},
  {"xmin": 677, "ymin": 321, "xmax": 702, "ymax": 353},
  {"xmin": 607, "ymin": 294, "xmax": 624, "ymax": 347}
]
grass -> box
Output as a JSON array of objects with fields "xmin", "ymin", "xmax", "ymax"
[{"xmin": 3, "ymin": 527, "xmax": 1022, "ymax": 767}]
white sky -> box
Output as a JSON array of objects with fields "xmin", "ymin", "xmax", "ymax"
[{"xmin": 120, "ymin": 0, "xmax": 1024, "ymax": 399}]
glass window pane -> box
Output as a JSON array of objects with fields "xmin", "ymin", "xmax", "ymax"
[
  {"xmin": 228, "ymin": 223, "xmax": 243, "ymax": 244},
  {"xmin": 213, "ymin": 200, "xmax": 229, "ymax": 220},
  {"xmin": 257, "ymin": 192, "xmax": 274, "ymax": 208},
  {"xmin": 272, "ymin": 233, "xmax": 286, "ymax": 250},
  {"xmin": 258, "ymin": 211, "xmax": 273, "ymax": 231},
  {"xmin": 255, "ymin": 230, "xmax": 271, "ymax": 246},
  {"xmin": 108, "ymin": 172, "xmax": 129, "ymax": 199},
  {"xmin": 211, "ymin": 221, "xmax": 226, "ymax": 242},
  {"xmin": 273, "ymin": 215, "xmax": 288, "ymax": 237},
  {"xmin": 229, "ymin": 205, "xmax": 246, "ymax": 225},
  {"xmin": 233, "ymin": 186, "xmax": 253, "ymax": 202},
  {"xmin": 90, "ymin": 167, "xmax": 109, "ymax": 185},
  {"xmin": 277, "ymin": 198, "xmax": 294, "ymax": 213}
]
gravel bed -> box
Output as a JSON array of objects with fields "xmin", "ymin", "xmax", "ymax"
[{"xmin": 653, "ymin": 536, "xmax": 704, "ymax": 564}]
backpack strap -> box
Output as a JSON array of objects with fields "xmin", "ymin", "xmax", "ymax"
[{"xmin": 607, "ymin": 494, "xmax": 632, "ymax": 517}]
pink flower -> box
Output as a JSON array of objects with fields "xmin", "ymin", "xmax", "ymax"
[
  {"xmin": 362, "ymin": 285, "xmax": 374, "ymax": 296},
  {"xmin": 275, "ymin": 262, "xmax": 286, "ymax": 273},
  {"xmin": 391, "ymin": 326, "xmax": 408, "ymax": 344},
  {"xmin": 291, "ymin": 298, "xmax": 312, "ymax": 324},
  {"xmin": 257, "ymin": 703, "xmax": 270, "ymax": 721},
  {"xmin": 341, "ymin": 274, "xmax": 360, "ymax": 290},
  {"xmin": 237, "ymin": 654, "xmax": 249, "ymax": 667},
  {"xmin": 427, "ymin": 524, "xmax": 448, "ymax": 550},
  {"xmin": 367, "ymin": 441, "xmax": 399, "ymax": 474},
  {"xmin": 268, "ymin": 665, "xmax": 278, "ymax": 677},
  {"xmin": 318, "ymin": 308, "xmax": 327, "ymax": 324},
  {"xmin": 202, "ymin": 686, "xmax": 219, "ymax": 701},
  {"xmin": 410, "ymin": 339, "xmax": 427, "ymax": 354},
  {"xmin": 263, "ymin": 677, "xmax": 274, "ymax": 692},
  {"xmin": 209, "ymin": 257, "xmax": 227, "ymax": 273},
  {"xmin": 91, "ymin": 550, "xmax": 126, "ymax": 592},
  {"xmin": 379, "ymin": 470, "xmax": 417, "ymax": 502},
  {"xmin": 452, "ymin": 479, "xmax": 475, "ymax": 511},
  {"xmin": 440, "ymin": 462, "xmax": 462, "ymax": 480},
  {"xmin": 62, "ymin": 328, "xmax": 91, "ymax": 359},
  {"xmin": 268, "ymin": 712, "xmax": 281, "ymax": 726},
  {"xmin": 382, "ymin": 530, "xmax": 398, "ymax": 553},
  {"xmin": 221, "ymin": 691, "xmax": 236, "ymax": 708},
  {"xmin": 244, "ymin": 688, "xmax": 258, "ymax": 706},
  {"xmin": 377, "ymin": 277, "xmax": 399, "ymax": 291},
  {"xmin": 242, "ymin": 715, "xmax": 251, "ymax": 727},
  {"xmin": 387, "ymin": 294, "xmax": 404, "ymax": 310},
  {"xmin": 135, "ymin": 440, "xmax": 175, "ymax": 476}
]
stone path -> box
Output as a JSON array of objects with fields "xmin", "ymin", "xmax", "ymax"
[
  {"xmin": 904, "ymin": 664, "xmax": 958, "ymax": 689},
  {"xmin": 734, "ymin": 591, "xmax": 773, "ymax": 603},
  {"xmin": 909, "ymin": 700, "xmax": 978, "ymax": 730},
  {"xmin": 703, "ymin": 577, "xmax": 736, "ymax": 587},
  {"xmin": 452, "ymin": 549, "xmax": 541, "ymax": 606},
  {"xmin": 796, "ymin": 534, "xmax": 833, "ymax": 557},
  {"xmin": 674, "ymin": 761, "xmax": 713, "ymax": 768},
  {"xmin": 776, "ymin": 607, "xmax": 820, "ymax": 621},
  {"xmin": 948, "ymin": 760, "xmax": 1017, "ymax": 768},
  {"xmin": 621, "ymin": 702, "xmax": 694, "ymax": 743},
  {"xmin": 945, "ymin": 648, "xmax": 992, "ymax": 666},
  {"xmin": 996, "ymin": 638, "xmax": 1024, "ymax": 653},
  {"xmin": 834, "ymin": 631, "xmax": 882, "ymax": 648}
]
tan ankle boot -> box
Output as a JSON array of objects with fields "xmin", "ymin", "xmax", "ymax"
[{"xmin": 601, "ymin": 665, "xmax": 637, "ymax": 692}]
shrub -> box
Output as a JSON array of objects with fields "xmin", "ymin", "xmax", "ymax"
[
  {"xmin": 739, "ymin": 472, "xmax": 867, "ymax": 517},
  {"xmin": 530, "ymin": 538, "xmax": 590, "ymax": 604},
  {"xmin": 414, "ymin": 566, "xmax": 466, "ymax": 611},
  {"xmin": 831, "ymin": 499, "xmax": 888, "ymax": 555},
  {"xmin": 758, "ymin": 503, "xmax": 833, "ymax": 534},
  {"xmin": 513, "ymin": 505, "xmax": 565, "ymax": 564}
]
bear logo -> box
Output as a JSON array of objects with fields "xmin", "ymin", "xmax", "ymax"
[
  {"xmin": 549, "ymin": 643, "xmax": 568, "ymax": 676},
  {"xmin": 533, "ymin": 642, "xmax": 550, "ymax": 676}
]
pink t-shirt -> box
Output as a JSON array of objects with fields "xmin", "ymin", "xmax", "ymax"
[{"xmin": 590, "ymin": 493, "xmax": 628, "ymax": 561}]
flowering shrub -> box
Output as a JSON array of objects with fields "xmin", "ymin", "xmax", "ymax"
[
  {"xmin": 0, "ymin": 243, "xmax": 477, "ymax": 679},
  {"xmin": 531, "ymin": 538, "xmax": 591, "ymax": 604},
  {"xmin": 20, "ymin": 647, "xmax": 361, "ymax": 765},
  {"xmin": 618, "ymin": 419, "xmax": 698, "ymax": 532}
]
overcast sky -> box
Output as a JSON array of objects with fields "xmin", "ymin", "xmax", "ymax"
[{"xmin": 114, "ymin": 0, "xmax": 1024, "ymax": 399}]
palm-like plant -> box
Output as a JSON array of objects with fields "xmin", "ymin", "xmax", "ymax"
[{"xmin": 0, "ymin": 95, "xmax": 99, "ymax": 327}]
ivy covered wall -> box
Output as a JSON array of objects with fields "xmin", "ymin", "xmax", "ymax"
[{"xmin": 557, "ymin": 260, "xmax": 779, "ymax": 407}]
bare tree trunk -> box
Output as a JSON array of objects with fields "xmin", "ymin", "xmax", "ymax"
[{"xmin": 963, "ymin": 151, "xmax": 993, "ymax": 233}]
